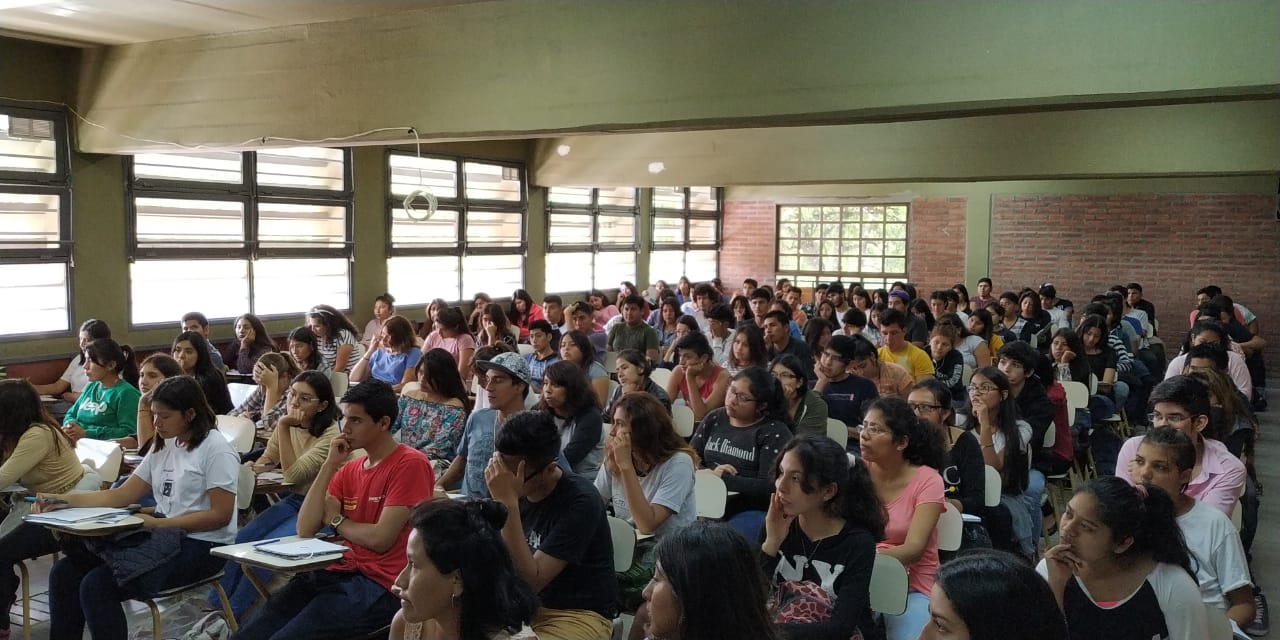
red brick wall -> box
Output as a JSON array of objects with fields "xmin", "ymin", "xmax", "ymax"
[
  {"xmin": 907, "ymin": 197, "xmax": 968, "ymax": 295},
  {"xmin": 990, "ymin": 193, "xmax": 1280, "ymax": 375},
  {"xmin": 721, "ymin": 197, "xmax": 968, "ymax": 294}
]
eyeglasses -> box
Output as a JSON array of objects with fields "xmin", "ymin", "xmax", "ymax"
[
  {"xmin": 909, "ymin": 402, "xmax": 944, "ymax": 414},
  {"xmin": 727, "ymin": 388, "xmax": 756, "ymax": 403},
  {"xmin": 1148, "ymin": 412, "xmax": 1194, "ymax": 426},
  {"xmin": 859, "ymin": 422, "xmax": 891, "ymax": 437},
  {"xmin": 286, "ymin": 391, "xmax": 318, "ymax": 404},
  {"xmin": 967, "ymin": 384, "xmax": 998, "ymax": 394}
]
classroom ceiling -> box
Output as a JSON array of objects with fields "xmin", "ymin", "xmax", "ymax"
[{"xmin": 0, "ymin": 0, "xmax": 476, "ymax": 46}]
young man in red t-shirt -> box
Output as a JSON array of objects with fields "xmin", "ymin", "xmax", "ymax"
[{"xmin": 232, "ymin": 379, "xmax": 434, "ymax": 640}]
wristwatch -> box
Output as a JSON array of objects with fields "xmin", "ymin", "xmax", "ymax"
[{"xmin": 329, "ymin": 513, "xmax": 346, "ymax": 530}]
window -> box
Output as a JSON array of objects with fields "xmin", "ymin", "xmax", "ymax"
[
  {"xmin": 775, "ymin": 204, "xmax": 908, "ymax": 291},
  {"xmin": 127, "ymin": 148, "xmax": 352, "ymax": 326},
  {"xmin": 544, "ymin": 186, "xmax": 639, "ymax": 293},
  {"xmin": 386, "ymin": 152, "xmax": 526, "ymax": 305},
  {"xmin": 648, "ymin": 187, "xmax": 720, "ymax": 284},
  {"xmin": 0, "ymin": 107, "xmax": 71, "ymax": 337}
]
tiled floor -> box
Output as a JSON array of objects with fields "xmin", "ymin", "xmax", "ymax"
[{"xmin": 13, "ymin": 390, "xmax": 1280, "ymax": 639}]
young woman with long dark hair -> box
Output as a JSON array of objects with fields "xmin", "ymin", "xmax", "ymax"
[
  {"xmin": 1039, "ymin": 476, "xmax": 1207, "ymax": 640},
  {"xmin": 287, "ymin": 325, "xmax": 329, "ymax": 373},
  {"xmin": 306, "ymin": 303, "xmax": 367, "ymax": 374},
  {"xmin": 34, "ymin": 318, "xmax": 113, "ymax": 408},
  {"xmin": 538, "ymin": 360, "xmax": 604, "ymax": 478},
  {"xmin": 424, "ymin": 306, "xmax": 476, "ymax": 383},
  {"xmin": 642, "ymin": 522, "xmax": 783, "ymax": 640},
  {"xmin": 227, "ymin": 313, "xmax": 275, "ymax": 375},
  {"xmin": 172, "ymin": 330, "xmax": 234, "ymax": 414},
  {"xmin": 762, "ymin": 434, "xmax": 885, "ymax": 639},
  {"xmin": 351, "ymin": 315, "xmax": 423, "ymax": 391},
  {"xmin": 215, "ymin": 370, "xmax": 341, "ymax": 618},
  {"xmin": 42, "ymin": 376, "xmax": 240, "ymax": 640},
  {"xmin": 965, "ymin": 366, "xmax": 1035, "ymax": 556},
  {"xmin": 859, "ymin": 397, "xmax": 947, "ymax": 640},
  {"xmin": 61, "ymin": 338, "xmax": 141, "ymax": 444},
  {"xmin": 389, "ymin": 499, "xmax": 539, "ymax": 640},
  {"xmin": 922, "ymin": 550, "xmax": 1067, "ymax": 640},
  {"xmin": 508, "ymin": 289, "xmax": 544, "ymax": 341},
  {"xmin": 393, "ymin": 348, "xmax": 470, "ymax": 473}
]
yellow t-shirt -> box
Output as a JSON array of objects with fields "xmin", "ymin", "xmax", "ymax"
[
  {"xmin": 0, "ymin": 425, "xmax": 84, "ymax": 494},
  {"xmin": 878, "ymin": 343, "xmax": 936, "ymax": 380}
]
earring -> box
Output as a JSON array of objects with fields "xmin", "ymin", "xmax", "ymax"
[{"xmin": 451, "ymin": 592, "xmax": 460, "ymax": 609}]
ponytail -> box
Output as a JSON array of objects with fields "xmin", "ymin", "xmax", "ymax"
[
  {"xmin": 118, "ymin": 344, "xmax": 140, "ymax": 388},
  {"xmin": 1078, "ymin": 477, "xmax": 1194, "ymax": 578}
]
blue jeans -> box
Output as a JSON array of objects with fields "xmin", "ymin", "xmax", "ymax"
[
  {"xmin": 49, "ymin": 537, "xmax": 223, "ymax": 640},
  {"xmin": 212, "ymin": 492, "xmax": 305, "ymax": 618},
  {"xmin": 883, "ymin": 590, "xmax": 931, "ymax": 640},
  {"xmin": 231, "ymin": 570, "xmax": 399, "ymax": 640}
]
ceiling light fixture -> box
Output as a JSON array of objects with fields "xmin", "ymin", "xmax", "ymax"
[
  {"xmin": 648, "ymin": 161, "xmax": 665, "ymax": 174},
  {"xmin": 555, "ymin": 144, "xmax": 571, "ymax": 157}
]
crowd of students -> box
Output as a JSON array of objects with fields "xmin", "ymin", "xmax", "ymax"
[{"xmin": 0, "ymin": 274, "xmax": 1267, "ymax": 640}]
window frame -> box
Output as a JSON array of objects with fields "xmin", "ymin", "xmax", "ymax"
[
  {"xmin": 385, "ymin": 150, "xmax": 528, "ymax": 303},
  {"xmin": 125, "ymin": 148, "xmax": 355, "ymax": 328},
  {"xmin": 544, "ymin": 186, "xmax": 639, "ymax": 293},
  {"xmin": 0, "ymin": 103, "xmax": 74, "ymax": 340},
  {"xmin": 649, "ymin": 186, "xmax": 721, "ymax": 283},
  {"xmin": 773, "ymin": 203, "xmax": 910, "ymax": 288}
]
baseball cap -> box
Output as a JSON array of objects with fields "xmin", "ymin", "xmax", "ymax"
[
  {"xmin": 1039, "ymin": 283, "xmax": 1057, "ymax": 298},
  {"xmin": 888, "ymin": 289, "xmax": 911, "ymax": 303},
  {"xmin": 475, "ymin": 351, "xmax": 533, "ymax": 388}
]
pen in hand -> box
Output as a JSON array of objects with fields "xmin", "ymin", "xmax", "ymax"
[{"xmin": 23, "ymin": 496, "xmax": 67, "ymax": 505}]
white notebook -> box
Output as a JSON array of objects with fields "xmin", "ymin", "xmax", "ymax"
[
  {"xmin": 25, "ymin": 507, "xmax": 131, "ymax": 525},
  {"xmin": 253, "ymin": 538, "xmax": 348, "ymax": 560}
]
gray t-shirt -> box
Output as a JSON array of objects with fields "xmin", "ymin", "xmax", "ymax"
[{"xmin": 594, "ymin": 451, "xmax": 697, "ymax": 538}]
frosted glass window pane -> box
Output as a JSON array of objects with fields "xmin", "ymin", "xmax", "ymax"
[
  {"xmin": 258, "ymin": 202, "xmax": 346, "ymax": 248},
  {"xmin": 594, "ymin": 252, "xmax": 636, "ymax": 290},
  {"xmin": 389, "ymin": 155, "xmax": 457, "ymax": 199},
  {"xmin": 254, "ymin": 258, "xmax": 349, "ymax": 316},
  {"xmin": 257, "ymin": 147, "xmax": 345, "ymax": 191},
  {"xmin": 548, "ymin": 186, "xmax": 592, "ymax": 206},
  {"xmin": 390, "ymin": 208, "xmax": 460, "ymax": 248},
  {"xmin": 387, "ymin": 256, "xmax": 461, "ymax": 305},
  {"xmin": 685, "ymin": 251, "xmax": 718, "ymax": 282},
  {"xmin": 462, "ymin": 254, "xmax": 523, "ymax": 297},
  {"xmin": 0, "ymin": 262, "xmax": 67, "ymax": 335},
  {"xmin": 549, "ymin": 213, "xmax": 592, "ymax": 245},
  {"xmin": 134, "ymin": 197, "xmax": 245, "ymax": 248},
  {"xmin": 134, "ymin": 151, "xmax": 242, "ymax": 183},
  {"xmin": 545, "ymin": 253, "xmax": 593, "ymax": 293},
  {"xmin": 465, "ymin": 211, "xmax": 523, "ymax": 246},
  {"xmin": 0, "ymin": 191, "xmax": 59, "ymax": 249},
  {"xmin": 689, "ymin": 186, "xmax": 717, "ymax": 211},
  {"xmin": 597, "ymin": 187, "xmax": 637, "ymax": 208},
  {"xmin": 464, "ymin": 162, "xmax": 522, "ymax": 201},
  {"xmin": 130, "ymin": 259, "xmax": 249, "ymax": 325},
  {"xmin": 652, "ymin": 187, "xmax": 685, "ymax": 211}
]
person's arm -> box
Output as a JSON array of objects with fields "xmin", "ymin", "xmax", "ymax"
[
  {"xmin": 395, "ymin": 356, "xmax": 418, "ymax": 393},
  {"xmin": 143, "ymin": 485, "xmax": 236, "ymax": 533},
  {"xmin": 296, "ymin": 434, "xmax": 349, "ymax": 539},
  {"xmin": 1226, "ymin": 585, "xmax": 1257, "ymax": 628},
  {"xmin": 485, "ymin": 457, "xmax": 570, "ymax": 592},
  {"xmin": 878, "ymin": 500, "xmax": 943, "ymax": 566},
  {"xmin": 972, "ymin": 340, "xmax": 991, "ymax": 368},
  {"xmin": 700, "ymin": 370, "xmax": 729, "ymax": 418},
  {"xmin": 976, "ymin": 408, "xmax": 1006, "ymax": 471},
  {"xmin": 254, "ymin": 427, "xmax": 282, "ymax": 471},
  {"xmin": 590, "ymin": 374, "xmax": 609, "ymax": 409},
  {"xmin": 38, "ymin": 473, "xmax": 152, "ymax": 509},
  {"xmin": 348, "ymin": 347, "xmax": 374, "ymax": 383},
  {"xmin": 328, "ymin": 454, "xmax": 430, "ymax": 553},
  {"xmin": 936, "ymin": 354, "xmax": 963, "ymax": 389},
  {"xmin": 664, "ymin": 365, "xmax": 684, "ymax": 404},
  {"xmin": 1227, "ymin": 353, "xmax": 1254, "ymax": 399},
  {"xmin": 688, "ymin": 416, "xmax": 714, "ymax": 470},
  {"xmin": 561, "ymin": 409, "xmax": 603, "ymax": 467},
  {"xmin": 0, "ymin": 429, "xmax": 55, "ymax": 488},
  {"xmin": 955, "ymin": 434, "xmax": 986, "ymax": 514},
  {"xmin": 434, "ymin": 414, "xmax": 474, "ymax": 491},
  {"xmin": 333, "ymin": 343, "xmax": 355, "ymax": 374},
  {"xmin": 456, "ymin": 347, "xmax": 475, "ymax": 384},
  {"xmin": 606, "ymin": 325, "xmax": 618, "ymax": 352},
  {"xmin": 644, "ymin": 327, "xmax": 660, "ymax": 363},
  {"xmin": 33, "ymin": 379, "xmax": 70, "ymax": 397},
  {"xmin": 1199, "ymin": 454, "xmax": 1246, "ymax": 516},
  {"xmin": 62, "ymin": 389, "xmax": 88, "ymax": 428}
]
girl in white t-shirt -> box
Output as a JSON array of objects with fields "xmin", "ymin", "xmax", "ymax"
[
  {"xmin": 38, "ymin": 376, "xmax": 240, "ymax": 640},
  {"xmin": 1129, "ymin": 428, "xmax": 1255, "ymax": 633},
  {"xmin": 34, "ymin": 318, "xmax": 113, "ymax": 406},
  {"xmin": 1038, "ymin": 476, "xmax": 1208, "ymax": 640}
]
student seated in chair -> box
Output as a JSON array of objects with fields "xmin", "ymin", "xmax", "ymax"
[
  {"xmin": 232, "ymin": 380, "xmax": 434, "ymax": 640},
  {"xmin": 485, "ymin": 411, "xmax": 617, "ymax": 640}
]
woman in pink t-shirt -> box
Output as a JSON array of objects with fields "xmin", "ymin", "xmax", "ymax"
[
  {"xmin": 422, "ymin": 307, "xmax": 475, "ymax": 383},
  {"xmin": 858, "ymin": 397, "xmax": 947, "ymax": 640}
]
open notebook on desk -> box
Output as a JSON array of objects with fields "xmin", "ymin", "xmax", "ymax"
[
  {"xmin": 25, "ymin": 507, "xmax": 133, "ymax": 525},
  {"xmin": 253, "ymin": 538, "xmax": 348, "ymax": 560}
]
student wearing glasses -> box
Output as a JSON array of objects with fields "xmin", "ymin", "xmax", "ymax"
[
  {"xmin": 910, "ymin": 378, "xmax": 985, "ymax": 518},
  {"xmin": 1114, "ymin": 375, "xmax": 1245, "ymax": 517},
  {"xmin": 768, "ymin": 354, "xmax": 828, "ymax": 438},
  {"xmin": 689, "ymin": 367, "xmax": 792, "ymax": 517},
  {"xmin": 858, "ymin": 397, "xmax": 946, "ymax": 640}
]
